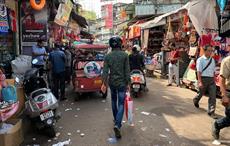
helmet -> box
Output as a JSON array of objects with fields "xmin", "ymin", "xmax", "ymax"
[
  {"xmin": 109, "ymin": 36, "xmax": 122, "ymax": 49},
  {"xmin": 133, "ymin": 45, "xmax": 141, "ymax": 51}
]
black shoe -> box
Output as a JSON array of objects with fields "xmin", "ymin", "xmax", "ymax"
[
  {"xmin": 208, "ymin": 113, "xmax": 218, "ymax": 119},
  {"xmin": 193, "ymin": 98, "xmax": 199, "ymax": 108},
  {"xmin": 167, "ymin": 84, "xmax": 172, "ymax": 86},
  {"xmin": 212, "ymin": 121, "xmax": 220, "ymax": 140},
  {"xmin": 114, "ymin": 127, "xmax": 121, "ymax": 139}
]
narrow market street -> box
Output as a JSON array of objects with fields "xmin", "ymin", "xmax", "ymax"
[{"xmin": 22, "ymin": 78, "xmax": 230, "ymax": 146}]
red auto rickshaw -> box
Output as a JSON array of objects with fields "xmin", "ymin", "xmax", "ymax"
[{"xmin": 72, "ymin": 44, "xmax": 109, "ymax": 100}]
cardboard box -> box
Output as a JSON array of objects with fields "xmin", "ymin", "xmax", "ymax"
[{"xmin": 0, "ymin": 119, "xmax": 23, "ymax": 146}]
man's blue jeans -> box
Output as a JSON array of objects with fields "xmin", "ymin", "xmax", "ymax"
[
  {"xmin": 110, "ymin": 86, "xmax": 126, "ymax": 129},
  {"xmin": 216, "ymin": 106, "xmax": 230, "ymax": 130}
]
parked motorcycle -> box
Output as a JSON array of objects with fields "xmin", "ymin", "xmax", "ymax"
[
  {"xmin": 23, "ymin": 59, "xmax": 60, "ymax": 137},
  {"xmin": 130, "ymin": 70, "xmax": 146, "ymax": 98}
]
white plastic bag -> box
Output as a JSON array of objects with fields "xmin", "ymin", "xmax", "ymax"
[
  {"xmin": 11, "ymin": 55, "xmax": 32, "ymax": 74},
  {"xmin": 125, "ymin": 92, "xmax": 133, "ymax": 125}
]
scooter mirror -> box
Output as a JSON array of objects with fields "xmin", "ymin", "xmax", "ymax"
[
  {"xmin": 32, "ymin": 59, "xmax": 38, "ymax": 65},
  {"xmin": 15, "ymin": 77, "xmax": 20, "ymax": 83}
]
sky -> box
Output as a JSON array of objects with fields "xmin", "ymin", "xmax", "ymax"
[{"xmin": 79, "ymin": 0, "xmax": 133, "ymax": 17}]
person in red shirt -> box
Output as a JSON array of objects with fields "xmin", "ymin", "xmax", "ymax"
[{"xmin": 167, "ymin": 44, "xmax": 180, "ymax": 86}]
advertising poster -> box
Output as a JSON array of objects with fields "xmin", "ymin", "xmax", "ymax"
[{"xmin": 20, "ymin": 1, "xmax": 48, "ymax": 54}]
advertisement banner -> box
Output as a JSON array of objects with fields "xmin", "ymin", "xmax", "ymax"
[
  {"xmin": 20, "ymin": 1, "xmax": 48, "ymax": 54},
  {"xmin": 0, "ymin": 2, "xmax": 9, "ymax": 33},
  {"xmin": 54, "ymin": 0, "xmax": 73, "ymax": 26},
  {"xmin": 105, "ymin": 4, "xmax": 113, "ymax": 29}
]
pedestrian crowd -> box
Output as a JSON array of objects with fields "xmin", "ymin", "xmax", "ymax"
[{"xmin": 31, "ymin": 37, "xmax": 230, "ymax": 142}]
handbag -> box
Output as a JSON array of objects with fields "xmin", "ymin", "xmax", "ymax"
[
  {"xmin": 195, "ymin": 58, "xmax": 213, "ymax": 80},
  {"xmin": 1, "ymin": 85, "xmax": 17, "ymax": 102}
]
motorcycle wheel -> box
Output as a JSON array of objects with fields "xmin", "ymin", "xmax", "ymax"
[{"xmin": 46, "ymin": 126, "xmax": 56, "ymax": 138}]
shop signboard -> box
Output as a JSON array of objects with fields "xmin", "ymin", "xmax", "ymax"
[
  {"xmin": 0, "ymin": 1, "xmax": 9, "ymax": 33},
  {"xmin": 20, "ymin": 1, "xmax": 48, "ymax": 54}
]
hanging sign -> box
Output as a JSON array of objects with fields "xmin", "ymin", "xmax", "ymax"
[
  {"xmin": 105, "ymin": 4, "xmax": 113, "ymax": 29},
  {"xmin": 54, "ymin": 0, "xmax": 73, "ymax": 26}
]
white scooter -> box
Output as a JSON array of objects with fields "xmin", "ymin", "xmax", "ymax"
[
  {"xmin": 23, "ymin": 59, "xmax": 60, "ymax": 137},
  {"xmin": 130, "ymin": 70, "xmax": 146, "ymax": 98}
]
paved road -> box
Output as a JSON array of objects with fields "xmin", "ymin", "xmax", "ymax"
[{"xmin": 22, "ymin": 78, "xmax": 230, "ymax": 146}]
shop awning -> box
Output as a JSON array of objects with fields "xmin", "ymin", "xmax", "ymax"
[
  {"xmin": 152, "ymin": 0, "xmax": 218, "ymax": 36},
  {"xmin": 71, "ymin": 12, "xmax": 88, "ymax": 28},
  {"xmin": 137, "ymin": 19, "xmax": 166, "ymax": 29}
]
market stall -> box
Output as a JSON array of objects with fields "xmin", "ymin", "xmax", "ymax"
[{"xmin": 0, "ymin": 0, "xmax": 18, "ymax": 78}]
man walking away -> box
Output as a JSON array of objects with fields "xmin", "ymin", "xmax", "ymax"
[
  {"xmin": 101, "ymin": 36, "xmax": 130, "ymax": 139},
  {"xmin": 65, "ymin": 46, "xmax": 72, "ymax": 85},
  {"xmin": 49, "ymin": 43, "xmax": 66, "ymax": 101},
  {"xmin": 212, "ymin": 46, "xmax": 230, "ymax": 140},
  {"xmin": 167, "ymin": 44, "xmax": 180, "ymax": 86},
  {"xmin": 32, "ymin": 39, "xmax": 47, "ymax": 76},
  {"xmin": 193, "ymin": 45, "xmax": 216, "ymax": 118}
]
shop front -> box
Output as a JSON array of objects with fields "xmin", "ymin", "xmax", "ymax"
[{"xmin": 0, "ymin": 0, "xmax": 18, "ymax": 78}]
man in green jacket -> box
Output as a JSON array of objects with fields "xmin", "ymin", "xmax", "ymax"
[{"xmin": 102, "ymin": 36, "xmax": 130, "ymax": 139}]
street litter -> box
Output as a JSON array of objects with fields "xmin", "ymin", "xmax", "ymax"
[
  {"xmin": 135, "ymin": 108, "xmax": 139, "ymax": 111},
  {"xmin": 77, "ymin": 108, "xmax": 81, "ymax": 111},
  {"xmin": 71, "ymin": 102, "xmax": 74, "ymax": 105},
  {"xmin": 74, "ymin": 115, "xmax": 78, "ymax": 118},
  {"xmin": 67, "ymin": 133, "xmax": 72, "ymax": 136},
  {"xmin": 122, "ymin": 120, "xmax": 126, "ymax": 123},
  {"xmin": 52, "ymin": 139, "xmax": 71, "ymax": 146},
  {"xmin": 104, "ymin": 108, "xmax": 109, "ymax": 111},
  {"xmin": 77, "ymin": 130, "xmax": 80, "ymax": 133},
  {"xmin": 107, "ymin": 137, "xmax": 118, "ymax": 144},
  {"xmin": 159, "ymin": 134, "xmax": 167, "ymax": 138},
  {"xmin": 141, "ymin": 127, "xmax": 147, "ymax": 131},
  {"xmin": 101, "ymin": 100, "xmax": 106, "ymax": 103},
  {"xmin": 129, "ymin": 123, "xmax": 135, "ymax": 127},
  {"xmin": 48, "ymin": 139, "xmax": 52, "ymax": 142},
  {"xmin": 138, "ymin": 120, "xmax": 143, "ymax": 123},
  {"xmin": 56, "ymin": 132, "xmax": 61, "ymax": 137},
  {"xmin": 212, "ymin": 140, "xmax": 221, "ymax": 145},
  {"xmin": 141, "ymin": 111, "xmax": 150, "ymax": 116},
  {"xmin": 32, "ymin": 138, "xmax": 36, "ymax": 141},
  {"xmin": 65, "ymin": 108, "xmax": 72, "ymax": 112},
  {"xmin": 80, "ymin": 133, "xmax": 85, "ymax": 137},
  {"xmin": 59, "ymin": 126, "xmax": 63, "ymax": 129},
  {"xmin": 151, "ymin": 113, "xmax": 157, "ymax": 116},
  {"xmin": 165, "ymin": 128, "xmax": 170, "ymax": 132}
]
